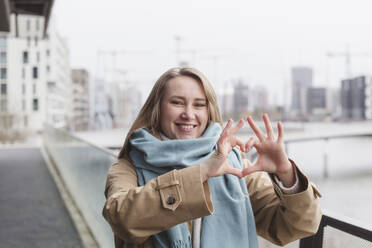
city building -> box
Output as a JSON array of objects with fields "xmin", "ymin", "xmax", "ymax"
[
  {"xmin": 306, "ymin": 87, "xmax": 326, "ymax": 113},
  {"xmin": 44, "ymin": 18, "xmax": 71, "ymax": 129},
  {"xmin": 71, "ymin": 69, "xmax": 90, "ymax": 131},
  {"xmin": 233, "ymin": 81, "xmax": 249, "ymax": 119},
  {"xmin": 291, "ymin": 66, "xmax": 313, "ymax": 115},
  {"xmin": 251, "ymin": 85, "xmax": 269, "ymax": 111},
  {"xmin": 0, "ymin": 0, "xmax": 53, "ymax": 34},
  {"xmin": 114, "ymin": 82, "xmax": 142, "ymax": 127},
  {"xmin": 0, "ymin": 13, "xmax": 71, "ymax": 133},
  {"xmin": 94, "ymin": 51, "xmax": 144, "ymax": 129},
  {"xmin": 341, "ymin": 75, "xmax": 372, "ymax": 120},
  {"xmin": 94, "ymin": 78, "xmax": 113, "ymax": 129},
  {"xmin": 218, "ymin": 85, "xmax": 234, "ymax": 120},
  {"xmin": 305, "ymin": 87, "xmax": 332, "ymax": 120}
]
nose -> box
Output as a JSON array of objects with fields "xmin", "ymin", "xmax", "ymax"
[{"xmin": 181, "ymin": 105, "xmax": 195, "ymax": 120}]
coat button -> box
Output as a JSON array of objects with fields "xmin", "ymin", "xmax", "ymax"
[{"xmin": 167, "ymin": 196, "xmax": 176, "ymax": 205}]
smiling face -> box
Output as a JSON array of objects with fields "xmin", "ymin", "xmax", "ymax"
[{"xmin": 160, "ymin": 75, "xmax": 209, "ymax": 139}]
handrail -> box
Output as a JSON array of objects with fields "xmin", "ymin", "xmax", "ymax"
[
  {"xmin": 44, "ymin": 124, "xmax": 118, "ymax": 157},
  {"xmin": 284, "ymin": 132, "xmax": 372, "ymax": 144},
  {"xmin": 300, "ymin": 209, "xmax": 372, "ymax": 248}
]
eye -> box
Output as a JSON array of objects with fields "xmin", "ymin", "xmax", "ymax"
[
  {"xmin": 171, "ymin": 100, "xmax": 183, "ymax": 105},
  {"xmin": 194, "ymin": 103, "xmax": 207, "ymax": 107}
]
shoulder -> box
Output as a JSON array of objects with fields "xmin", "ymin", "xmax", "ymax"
[
  {"xmin": 109, "ymin": 157, "xmax": 135, "ymax": 174},
  {"xmin": 105, "ymin": 157, "xmax": 138, "ymax": 198}
]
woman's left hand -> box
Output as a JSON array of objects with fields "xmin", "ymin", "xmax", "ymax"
[{"xmin": 242, "ymin": 114, "xmax": 295, "ymax": 187}]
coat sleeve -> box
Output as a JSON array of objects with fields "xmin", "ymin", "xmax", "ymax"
[
  {"xmin": 244, "ymin": 159, "xmax": 322, "ymax": 246},
  {"xmin": 102, "ymin": 158, "xmax": 213, "ymax": 245}
]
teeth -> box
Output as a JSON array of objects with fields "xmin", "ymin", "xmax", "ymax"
[{"xmin": 180, "ymin": 125, "xmax": 194, "ymax": 130}]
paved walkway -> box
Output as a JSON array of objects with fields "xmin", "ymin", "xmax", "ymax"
[{"xmin": 0, "ymin": 148, "xmax": 82, "ymax": 248}]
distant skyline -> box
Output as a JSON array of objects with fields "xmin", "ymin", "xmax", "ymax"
[{"xmin": 53, "ymin": 0, "xmax": 372, "ymax": 106}]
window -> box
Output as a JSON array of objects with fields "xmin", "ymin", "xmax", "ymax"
[
  {"xmin": 27, "ymin": 37, "xmax": 31, "ymax": 47},
  {"xmin": 0, "ymin": 52, "xmax": 6, "ymax": 64},
  {"xmin": 33, "ymin": 67, "xmax": 38, "ymax": 79},
  {"xmin": 23, "ymin": 51, "xmax": 28, "ymax": 64},
  {"xmin": 36, "ymin": 19, "xmax": 40, "ymax": 31},
  {"xmin": 34, "ymin": 37, "xmax": 38, "ymax": 47},
  {"xmin": 1, "ymin": 84, "xmax": 6, "ymax": 95},
  {"xmin": 46, "ymin": 65, "xmax": 50, "ymax": 73},
  {"xmin": 0, "ymin": 99, "xmax": 7, "ymax": 112},
  {"xmin": 33, "ymin": 98, "xmax": 38, "ymax": 111},
  {"xmin": 36, "ymin": 51, "xmax": 40, "ymax": 63},
  {"xmin": 0, "ymin": 36, "xmax": 6, "ymax": 48},
  {"xmin": 0, "ymin": 68, "xmax": 6, "ymax": 79},
  {"xmin": 22, "ymin": 99, "xmax": 26, "ymax": 111},
  {"xmin": 22, "ymin": 68, "xmax": 25, "ymax": 79},
  {"xmin": 22, "ymin": 84, "xmax": 25, "ymax": 95},
  {"xmin": 33, "ymin": 84, "xmax": 36, "ymax": 94},
  {"xmin": 24, "ymin": 115, "xmax": 28, "ymax": 127},
  {"xmin": 26, "ymin": 19, "xmax": 30, "ymax": 31},
  {"xmin": 46, "ymin": 49, "xmax": 50, "ymax": 57}
]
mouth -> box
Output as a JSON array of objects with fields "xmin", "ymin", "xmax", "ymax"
[{"xmin": 175, "ymin": 123, "xmax": 197, "ymax": 131}]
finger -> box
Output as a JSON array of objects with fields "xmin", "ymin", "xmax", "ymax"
[
  {"xmin": 241, "ymin": 164, "xmax": 262, "ymax": 177},
  {"xmin": 218, "ymin": 119, "xmax": 233, "ymax": 143},
  {"xmin": 234, "ymin": 136, "xmax": 245, "ymax": 152},
  {"xmin": 245, "ymin": 136, "xmax": 259, "ymax": 152},
  {"xmin": 247, "ymin": 116, "xmax": 265, "ymax": 141},
  {"xmin": 263, "ymin": 113, "xmax": 274, "ymax": 139},
  {"xmin": 225, "ymin": 166, "xmax": 243, "ymax": 178},
  {"xmin": 224, "ymin": 119, "xmax": 233, "ymax": 131},
  {"xmin": 231, "ymin": 119, "xmax": 244, "ymax": 135},
  {"xmin": 277, "ymin": 121, "xmax": 284, "ymax": 142}
]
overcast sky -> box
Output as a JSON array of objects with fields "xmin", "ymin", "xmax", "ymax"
[{"xmin": 53, "ymin": 0, "xmax": 372, "ymax": 105}]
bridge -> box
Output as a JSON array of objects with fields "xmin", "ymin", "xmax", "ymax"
[{"xmin": 1, "ymin": 123, "xmax": 371, "ymax": 247}]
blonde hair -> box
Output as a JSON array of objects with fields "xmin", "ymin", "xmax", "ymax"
[{"xmin": 118, "ymin": 67, "xmax": 223, "ymax": 159}]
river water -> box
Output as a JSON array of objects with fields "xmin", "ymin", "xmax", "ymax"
[{"xmin": 287, "ymin": 136, "xmax": 372, "ymax": 222}]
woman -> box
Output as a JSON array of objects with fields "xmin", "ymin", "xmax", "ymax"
[{"xmin": 103, "ymin": 67, "xmax": 322, "ymax": 248}]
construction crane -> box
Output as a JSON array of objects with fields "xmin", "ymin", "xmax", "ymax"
[
  {"xmin": 326, "ymin": 44, "xmax": 372, "ymax": 78},
  {"xmin": 94, "ymin": 49, "xmax": 151, "ymax": 129}
]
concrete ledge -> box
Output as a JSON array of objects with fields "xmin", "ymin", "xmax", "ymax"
[{"xmin": 41, "ymin": 145, "xmax": 99, "ymax": 248}]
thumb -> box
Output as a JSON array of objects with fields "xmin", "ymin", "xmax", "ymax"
[
  {"xmin": 241, "ymin": 164, "xmax": 262, "ymax": 177},
  {"xmin": 225, "ymin": 166, "xmax": 244, "ymax": 178}
]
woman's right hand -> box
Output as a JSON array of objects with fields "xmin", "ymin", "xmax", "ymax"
[{"xmin": 200, "ymin": 119, "xmax": 245, "ymax": 182}]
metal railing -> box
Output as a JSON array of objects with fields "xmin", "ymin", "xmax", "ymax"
[
  {"xmin": 300, "ymin": 210, "xmax": 372, "ymax": 248},
  {"xmin": 283, "ymin": 132, "xmax": 372, "ymax": 179}
]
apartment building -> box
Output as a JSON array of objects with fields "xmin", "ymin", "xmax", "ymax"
[{"xmin": 0, "ymin": 14, "xmax": 71, "ymax": 132}]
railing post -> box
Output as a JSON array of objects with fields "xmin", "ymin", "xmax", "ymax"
[
  {"xmin": 300, "ymin": 216, "xmax": 325, "ymax": 248},
  {"xmin": 323, "ymin": 138, "xmax": 329, "ymax": 179}
]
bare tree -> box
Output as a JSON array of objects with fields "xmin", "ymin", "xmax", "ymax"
[{"xmin": 0, "ymin": 112, "xmax": 27, "ymax": 144}]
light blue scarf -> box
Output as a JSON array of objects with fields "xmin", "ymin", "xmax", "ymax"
[{"xmin": 129, "ymin": 123, "xmax": 258, "ymax": 248}]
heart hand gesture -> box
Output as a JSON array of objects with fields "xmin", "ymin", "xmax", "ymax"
[{"xmin": 242, "ymin": 114, "xmax": 294, "ymax": 187}]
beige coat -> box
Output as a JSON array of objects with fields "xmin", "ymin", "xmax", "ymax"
[{"xmin": 102, "ymin": 158, "xmax": 322, "ymax": 248}]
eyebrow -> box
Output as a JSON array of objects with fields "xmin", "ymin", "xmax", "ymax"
[{"xmin": 170, "ymin": 96, "xmax": 207, "ymax": 102}]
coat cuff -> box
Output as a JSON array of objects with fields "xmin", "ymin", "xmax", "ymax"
[
  {"xmin": 272, "ymin": 161, "xmax": 301, "ymax": 194},
  {"xmin": 270, "ymin": 159, "xmax": 322, "ymax": 208},
  {"xmin": 156, "ymin": 165, "xmax": 213, "ymax": 219}
]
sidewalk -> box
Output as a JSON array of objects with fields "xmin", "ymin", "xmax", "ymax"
[{"xmin": 0, "ymin": 148, "xmax": 83, "ymax": 247}]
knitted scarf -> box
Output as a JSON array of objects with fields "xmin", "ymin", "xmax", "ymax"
[{"xmin": 129, "ymin": 123, "xmax": 258, "ymax": 248}]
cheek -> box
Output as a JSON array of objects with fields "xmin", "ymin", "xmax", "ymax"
[
  {"xmin": 199, "ymin": 110, "xmax": 209, "ymax": 126},
  {"xmin": 161, "ymin": 106, "xmax": 179, "ymax": 124}
]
